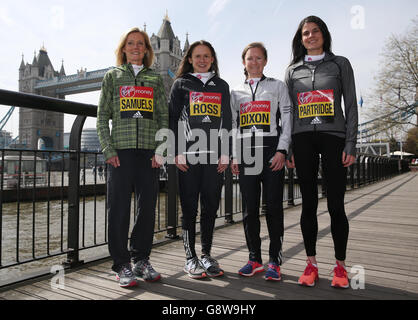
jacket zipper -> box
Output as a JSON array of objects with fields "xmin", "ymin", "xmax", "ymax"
[{"xmin": 135, "ymin": 78, "xmax": 139, "ymax": 150}]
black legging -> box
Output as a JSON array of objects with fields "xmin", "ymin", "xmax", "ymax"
[
  {"xmin": 239, "ymin": 142, "xmax": 285, "ymax": 265},
  {"xmin": 178, "ymin": 163, "xmax": 223, "ymax": 259},
  {"xmin": 292, "ymin": 132, "xmax": 349, "ymax": 261}
]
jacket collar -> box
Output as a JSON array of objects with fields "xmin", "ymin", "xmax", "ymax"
[
  {"xmin": 184, "ymin": 71, "xmax": 217, "ymax": 83},
  {"xmin": 117, "ymin": 63, "xmax": 148, "ymax": 76},
  {"xmin": 290, "ymin": 52, "xmax": 336, "ymax": 70},
  {"xmin": 244, "ymin": 74, "xmax": 266, "ymax": 84}
]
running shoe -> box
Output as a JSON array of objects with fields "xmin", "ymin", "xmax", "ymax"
[
  {"xmin": 201, "ymin": 255, "xmax": 224, "ymax": 277},
  {"xmin": 238, "ymin": 261, "xmax": 264, "ymax": 277},
  {"xmin": 133, "ymin": 259, "xmax": 162, "ymax": 282},
  {"xmin": 265, "ymin": 263, "xmax": 282, "ymax": 281},
  {"xmin": 115, "ymin": 264, "xmax": 138, "ymax": 288},
  {"xmin": 184, "ymin": 257, "xmax": 207, "ymax": 279},
  {"xmin": 298, "ymin": 261, "xmax": 319, "ymax": 287},
  {"xmin": 331, "ymin": 262, "xmax": 349, "ymax": 289}
]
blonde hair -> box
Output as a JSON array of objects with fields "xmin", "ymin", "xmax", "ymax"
[{"xmin": 115, "ymin": 27, "xmax": 154, "ymax": 67}]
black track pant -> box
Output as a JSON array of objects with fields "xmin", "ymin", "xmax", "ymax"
[
  {"xmin": 292, "ymin": 132, "xmax": 349, "ymax": 261},
  {"xmin": 179, "ymin": 164, "xmax": 223, "ymax": 259},
  {"xmin": 239, "ymin": 144, "xmax": 285, "ymax": 265},
  {"xmin": 107, "ymin": 149, "xmax": 158, "ymax": 272}
]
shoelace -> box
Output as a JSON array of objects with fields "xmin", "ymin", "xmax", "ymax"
[
  {"xmin": 138, "ymin": 260, "xmax": 156, "ymax": 273},
  {"xmin": 249, "ymin": 261, "xmax": 259, "ymax": 267},
  {"xmin": 203, "ymin": 256, "xmax": 217, "ymax": 266},
  {"xmin": 268, "ymin": 264, "xmax": 279, "ymax": 271},
  {"xmin": 332, "ymin": 264, "xmax": 347, "ymax": 278},
  {"xmin": 188, "ymin": 257, "xmax": 203, "ymax": 271},
  {"xmin": 303, "ymin": 263, "xmax": 317, "ymax": 276},
  {"xmin": 121, "ymin": 266, "xmax": 134, "ymax": 277},
  {"xmin": 145, "ymin": 262, "xmax": 157, "ymax": 273}
]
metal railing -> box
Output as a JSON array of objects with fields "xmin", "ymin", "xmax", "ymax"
[{"xmin": 0, "ymin": 88, "xmax": 410, "ymax": 286}]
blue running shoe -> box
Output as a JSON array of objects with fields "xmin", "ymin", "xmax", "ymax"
[
  {"xmin": 238, "ymin": 261, "xmax": 264, "ymax": 277},
  {"xmin": 265, "ymin": 263, "xmax": 281, "ymax": 281}
]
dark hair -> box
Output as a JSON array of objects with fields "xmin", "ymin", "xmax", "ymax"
[
  {"xmin": 241, "ymin": 42, "xmax": 268, "ymax": 79},
  {"xmin": 290, "ymin": 16, "xmax": 332, "ymax": 65},
  {"xmin": 176, "ymin": 40, "xmax": 219, "ymax": 78}
]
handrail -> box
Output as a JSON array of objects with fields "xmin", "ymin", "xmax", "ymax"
[{"xmin": 0, "ymin": 89, "xmax": 97, "ymax": 117}]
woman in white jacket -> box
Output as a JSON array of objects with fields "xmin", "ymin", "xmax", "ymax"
[{"xmin": 230, "ymin": 42, "xmax": 292, "ymax": 281}]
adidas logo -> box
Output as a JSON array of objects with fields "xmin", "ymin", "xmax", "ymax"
[
  {"xmin": 251, "ymin": 125, "xmax": 258, "ymax": 132},
  {"xmin": 208, "ymin": 81, "xmax": 216, "ymax": 86},
  {"xmin": 133, "ymin": 111, "xmax": 143, "ymax": 119},
  {"xmin": 202, "ymin": 116, "xmax": 212, "ymax": 123},
  {"xmin": 310, "ymin": 117, "xmax": 322, "ymax": 125}
]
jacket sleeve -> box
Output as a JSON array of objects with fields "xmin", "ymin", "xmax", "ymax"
[
  {"xmin": 277, "ymin": 81, "xmax": 293, "ymax": 153},
  {"xmin": 284, "ymin": 66, "xmax": 295, "ymax": 160},
  {"xmin": 154, "ymin": 75, "xmax": 169, "ymax": 156},
  {"xmin": 168, "ymin": 79, "xmax": 182, "ymax": 157},
  {"xmin": 221, "ymin": 82, "xmax": 232, "ymax": 157},
  {"xmin": 96, "ymin": 72, "xmax": 117, "ymax": 161},
  {"xmin": 340, "ymin": 57, "xmax": 358, "ymax": 156},
  {"xmin": 230, "ymin": 89, "xmax": 239, "ymax": 159}
]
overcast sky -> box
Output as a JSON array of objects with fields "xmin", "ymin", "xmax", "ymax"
[{"xmin": 0, "ymin": 0, "xmax": 417, "ymax": 137}]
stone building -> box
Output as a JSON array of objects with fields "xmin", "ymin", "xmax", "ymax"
[{"xmin": 18, "ymin": 46, "xmax": 65, "ymax": 150}]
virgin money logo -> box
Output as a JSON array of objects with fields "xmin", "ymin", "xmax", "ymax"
[
  {"xmin": 191, "ymin": 92, "xmax": 205, "ymax": 103},
  {"xmin": 299, "ymin": 92, "xmax": 313, "ymax": 104},
  {"xmin": 241, "ymin": 102, "xmax": 254, "ymax": 114},
  {"xmin": 120, "ymin": 86, "xmax": 135, "ymax": 98}
]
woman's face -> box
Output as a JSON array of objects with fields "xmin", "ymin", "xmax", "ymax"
[
  {"xmin": 301, "ymin": 22, "xmax": 324, "ymax": 55},
  {"xmin": 188, "ymin": 45, "xmax": 214, "ymax": 73},
  {"xmin": 123, "ymin": 32, "xmax": 147, "ymax": 65},
  {"xmin": 243, "ymin": 47, "xmax": 267, "ymax": 78}
]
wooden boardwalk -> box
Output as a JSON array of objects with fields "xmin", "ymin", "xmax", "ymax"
[{"xmin": 1, "ymin": 172, "xmax": 417, "ymax": 300}]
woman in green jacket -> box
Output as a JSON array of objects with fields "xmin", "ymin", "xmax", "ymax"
[{"xmin": 97, "ymin": 27, "xmax": 168, "ymax": 288}]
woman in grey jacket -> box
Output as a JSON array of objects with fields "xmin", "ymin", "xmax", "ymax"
[
  {"xmin": 285, "ymin": 16, "xmax": 358, "ymax": 288},
  {"xmin": 231, "ymin": 42, "xmax": 292, "ymax": 281}
]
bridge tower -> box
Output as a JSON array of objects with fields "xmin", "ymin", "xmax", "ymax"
[
  {"xmin": 18, "ymin": 46, "xmax": 64, "ymax": 150},
  {"xmin": 150, "ymin": 12, "xmax": 189, "ymax": 96}
]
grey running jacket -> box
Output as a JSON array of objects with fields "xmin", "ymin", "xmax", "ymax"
[{"xmin": 285, "ymin": 52, "xmax": 358, "ymax": 156}]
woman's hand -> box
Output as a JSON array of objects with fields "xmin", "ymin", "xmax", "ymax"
[
  {"xmin": 217, "ymin": 155, "xmax": 230, "ymax": 173},
  {"xmin": 270, "ymin": 152, "xmax": 285, "ymax": 172},
  {"xmin": 152, "ymin": 154, "xmax": 164, "ymax": 168},
  {"xmin": 175, "ymin": 154, "xmax": 189, "ymax": 172},
  {"xmin": 231, "ymin": 158, "xmax": 240, "ymax": 175},
  {"xmin": 286, "ymin": 155, "xmax": 296, "ymax": 169},
  {"xmin": 106, "ymin": 156, "xmax": 120, "ymax": 168},
  {"xmin": 342, "ymin": 152, "xmax": 356, "ymax": 167}
]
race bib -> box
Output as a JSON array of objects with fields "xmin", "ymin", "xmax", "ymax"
[
  {"xmin": 189, "ymin": 92, "xmax": 222, "ymax": 118},
  {"xmin": 240, "ymin": 101, "xmax": 271, "ymax": 132},
  {"xmin": 119, "ymin": 86, "xmax": 154, "ymax": 119},
  {"xmin": 297, "ymin": 89, "xmax": 334, "ymax": 125}
]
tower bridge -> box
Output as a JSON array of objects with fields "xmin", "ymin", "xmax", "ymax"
[{"xmin": 18, "ymin": 14, "xmax": 189, "ymax": 151}]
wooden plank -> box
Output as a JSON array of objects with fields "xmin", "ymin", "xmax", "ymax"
[{"xmin": 0, "ymin": 172, "xmax": 416, "ymax": 300}]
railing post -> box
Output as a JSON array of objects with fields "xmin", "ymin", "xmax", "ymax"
[
  {"xmin": 224, "ymin": 167, "xmax": 234, "ymax": 224},
  {"xmin": 287, "ymin": 168, "xmax": 295, "ymax": 206},
  {"xmin": 166, "ymin": 164, "xmax": 179, "ymax": 239},
  {"xmin": 63, "ymin": 115, "xmax": 86, "ymax": 268}
]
